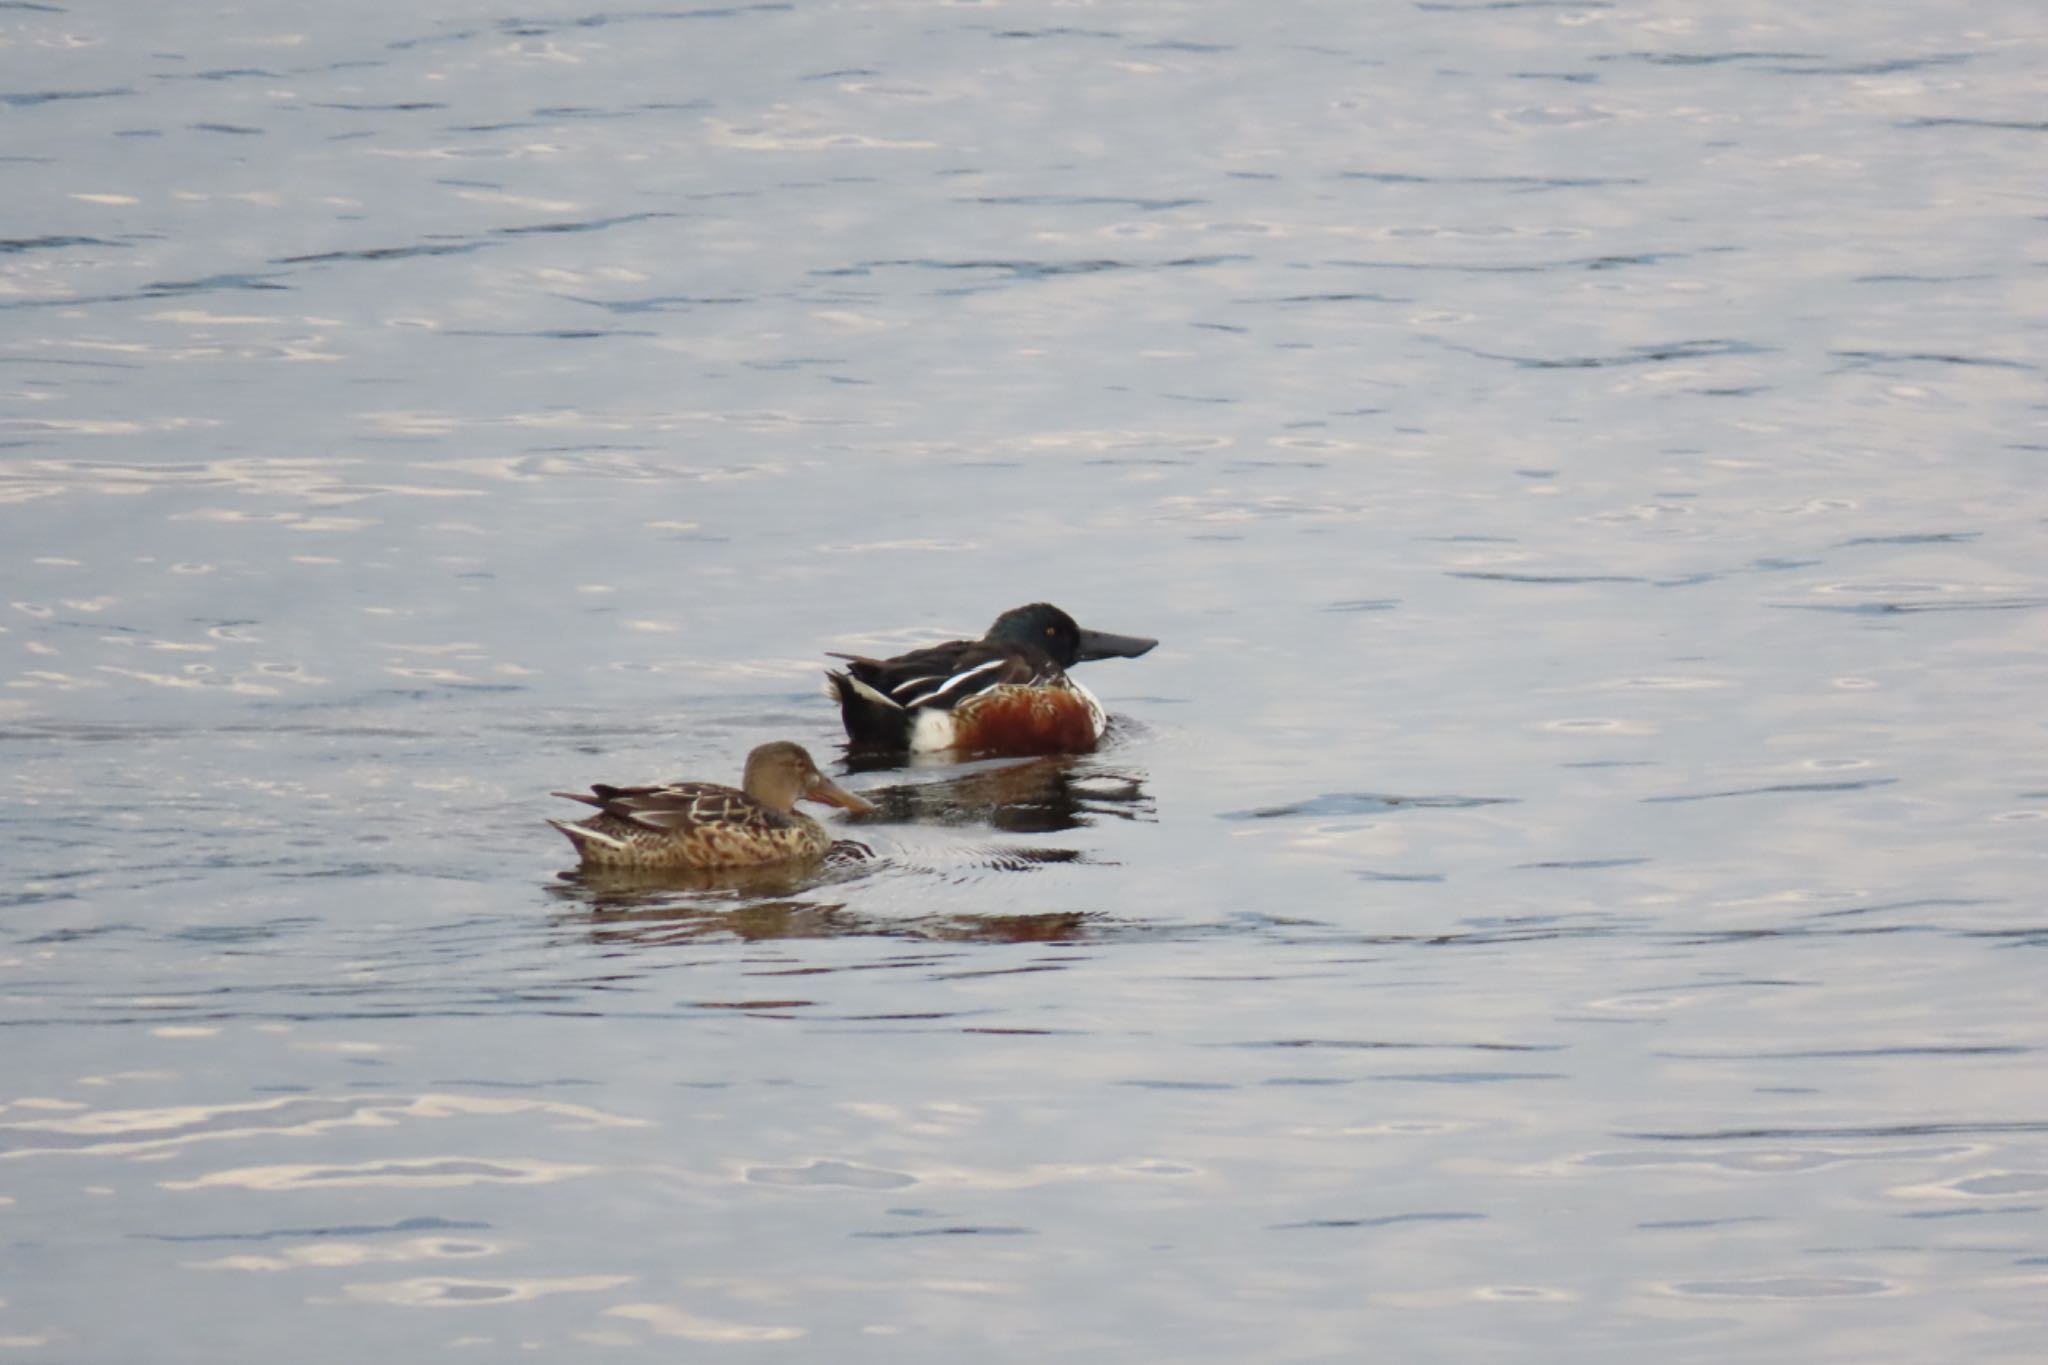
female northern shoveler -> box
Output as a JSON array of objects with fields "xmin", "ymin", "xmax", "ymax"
[
  {"xmin": 826, "ymin": 602, "xmax": 1157, "ymax": 757},
  {"xmin": 548, "ymin": 741, "xmax": 873, "ymax": 870}
]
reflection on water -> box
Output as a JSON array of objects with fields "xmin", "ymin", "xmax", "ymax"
[
  {"xmin": 561, "ymin": 898, "xmax": 1095, "ymax": 948},
  {"xmin": 551, "ymin": 841, "xmax": 879, "ymax": 905},
  {"xmin": 848, "ymin": 753, "xmax": 1154, "ymax": 833},
  {"xmin": 5, "ymin": 0, "xmax": 2048, "ymax": 1361}
]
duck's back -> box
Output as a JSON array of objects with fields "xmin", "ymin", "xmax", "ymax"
[
  {"xmin": 550, "ymin": 780, "xmax": 827, "ymax": 868},
  {"xmin": 830, "ymin": 640, "xmax": 1058, "ymax": 745}
]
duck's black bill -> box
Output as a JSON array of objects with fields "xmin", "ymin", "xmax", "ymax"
[{"xmin": 1074, "ymin": 628, "xmax": 1159, "ymax": 661}]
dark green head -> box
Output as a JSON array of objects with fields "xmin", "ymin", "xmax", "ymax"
[{"xmin": 985, "ymin": 603, "xmax": 1158, "ymax": 669}]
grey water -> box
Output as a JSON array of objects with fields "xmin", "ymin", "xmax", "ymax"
[{"xmin": 4, "ymin": 0, "xmax": 2046, "ymax": 1360}]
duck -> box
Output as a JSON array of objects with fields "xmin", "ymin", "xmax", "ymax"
[
  {"xmin": 825, "ymin": 602, "xmax": 1157, "ymax": 757},
  {"xmin": 549, "ymin": 741, "xmax": 873, "ymax": 870}
]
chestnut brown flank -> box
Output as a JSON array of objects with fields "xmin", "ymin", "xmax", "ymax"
[{"xmin": 955, "ymin": 689, "xmax": 1099, "ymax": 757}]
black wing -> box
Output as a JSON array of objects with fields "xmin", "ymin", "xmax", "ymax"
[{"xmin": 834, "ymin": 640, "xmax": 1049, "ymax": 713}]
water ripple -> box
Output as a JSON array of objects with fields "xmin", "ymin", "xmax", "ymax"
[
  {"xmin": 1833, "ymin": 349, "xmax": 2034, "ymax": 370},
  {"xmin": 851, "ymin": 1225, "xmax": 1033, "ymax": 1238},
  {"xmin": 1449, "ymin": 337, "xmax": 1769, "ymax": 369},
  {"xmin": 1220, "ymin": 792, "xmax": 1518, "ymax": 819},
  {"xmin": 1328, "ymin": 251, "xmax": 1683, "ymax": 274},
  {"xmin": 1776, "ymin": 597, "xmax": 2048, "ymax": 616},
  {"xmin": 0, "ymin": 235, "xmax": 125, "ymax": 254},
  {"xmin": 1625, "ymin": 1121, "xmax": 2048, "ymax": 1142},
  {"xmin": 1902, "ymin": 118, "xmax": 2048, "ymax": 131},
  {"xmin": 1272, "ymin": 1211, "xmax": 1485, "ymax": 1230},
  {"xmin": 1667, "ymin": 1276, "xmax": 1891, "ymax": 1299},
  {"xmin": 136, "ymin": 1215, "xmax": 489, "ymax": 1244},
  {"xmin": 1641, "ymin": 777, "xmax": 1898, "ymax": 803},
  {"xmin": 1447, "ymin": 571, "xmax": 1645, "ymax": 584},
  {"xmin": 1338, "ymin": 170, "xmax": 1641, "ymax": 189},
  {"xmin": 1, "ymin": 87, "xmax": 133, "ymax": 107}
]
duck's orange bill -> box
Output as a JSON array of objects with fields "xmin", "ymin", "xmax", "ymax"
[{"xmin": 807, "ymin": 775, "xmax": 876, "ymax": 815}]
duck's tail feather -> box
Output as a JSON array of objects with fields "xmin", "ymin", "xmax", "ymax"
[
  {"xmin": 828, "ymin": 669, "xmax": 913, "ymax": 749},
  {"xmin": 548, "ymin": 818, "xmax": 627, "ymax": 856}
]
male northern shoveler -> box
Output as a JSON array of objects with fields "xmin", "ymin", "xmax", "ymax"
[
  {"xmin": 826, "ymin": 602, "xmax": 1157, "ymax": 757},
  {"xmin": 548, "ymin": 741, "xmax": 873, "ymax": 870}
]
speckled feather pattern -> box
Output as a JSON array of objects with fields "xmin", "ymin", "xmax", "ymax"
[{"xmin": 551, "ymin": 780, "xmax": 832, "ymax": 869}]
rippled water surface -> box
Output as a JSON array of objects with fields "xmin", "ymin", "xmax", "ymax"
[{"xmin": 6, "ymin": 1, "xmax": 2047, "ymax": 1359}]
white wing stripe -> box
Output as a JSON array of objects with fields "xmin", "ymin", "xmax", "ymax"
[
  {"xmin": 929, "ymin": 658, "xmax": 1006, "ymax": 700},
  {"xmin": 883, "ymin": 674, "xmax": 943, "ymax": 702},
  {"xmin": 848, "ymin": 675, "xmax": 906, "ymax": 710},
  {"xmin": 896, "ymin": 657, "xmax": 1004, "ymax": 708}
]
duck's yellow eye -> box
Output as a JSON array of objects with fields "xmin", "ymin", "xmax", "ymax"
[{"xmin": 1045, "ymin": 626, "xmax": 1055, "ymax": 636}]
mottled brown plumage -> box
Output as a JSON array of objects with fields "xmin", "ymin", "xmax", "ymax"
[{"xmin": 549, "ymin": 741, "xmax": 872, "ymax": 870}]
